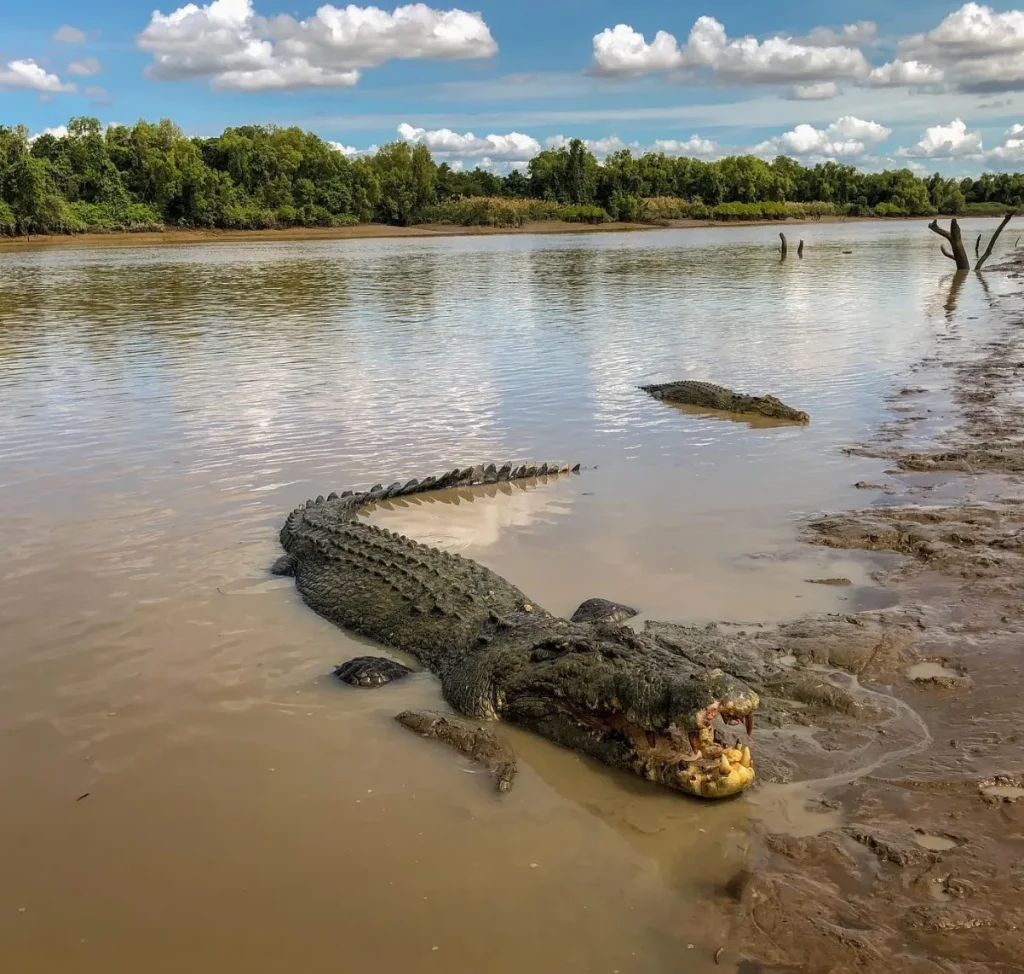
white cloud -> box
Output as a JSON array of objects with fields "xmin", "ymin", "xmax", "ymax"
[
  {"xmin": 901, "ymin": 3, "xmax": 1024, "ymax": 59},
  {"xmin": 327, "ymin": 140, "xmax": 362, "ymax": 156},
  {"xmin": 787, "ymin": 81, "xmax": 839, "ymax": 100},
  {"xmin": 591, "ymin": 16, "xmax": 871, "ymax": 85},
  {"xmin": 588, "ymin": 7, "xmax": 1024, "ymax": 94},
  {"xmin": 988, "ymin": 135, "xmax": 1024, "ymax": 164},
  {"xmin": 546, "ymin": 133, "xmax": 648, "ymax": 158},
  {"xmin": 652, "ymin": 135, "xmax": 719, "ymax": 157},
  {"xmin": 897, "ymin": 118, "xmax": 983, "ymax": 158},
  {"xmin": 802, "ymin": 22, "xmax": 877, "ymax": 47},
  {"xmin": 398, "ymin": 122, "xmax": 541, "ymax": 163},
  {"xmin": 754, "ymin": 115, "xmax": 891, "ymax": 159},
  {"xmin": 897, "ymin": 4, "xmax": 1024, "ymax": 93},
  {"xmin": 138, "ymin": 0, "xmax": 497, "ymax": 91},
  {"xmin": 53, "ymin": 25, "xmax": 87, "ymax": 43},
  {"xmin": 68, "ymin": 57, "xmax": 102, "ymax": 76},
  {"xmin": 590, "ymin": 25, "xmax": 684, "ymax": 77},
  {"xmin": 0, "ymin": 59, "xmax": 75, "ymax": 93},
  {"xmin": 867, "ymin": 59, "xmax": 944, "ymax": 87},
  {"xmin": 28, "ymin": 125, "xmax": 70, "ymax": 142}
]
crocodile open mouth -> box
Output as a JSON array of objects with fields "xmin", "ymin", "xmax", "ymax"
[{"xmin": 605, "ymin": 699, "xmax": 757, "ymax": 799}]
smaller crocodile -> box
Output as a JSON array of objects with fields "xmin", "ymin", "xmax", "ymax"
[{"xmin": 641, "ymin": 380, "xmax": 810, "ymax": 424}]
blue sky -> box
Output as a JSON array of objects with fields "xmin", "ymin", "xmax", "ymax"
[{"xmin": 4, "ymin": 0, "xmax": 1024, "ymax": 173}]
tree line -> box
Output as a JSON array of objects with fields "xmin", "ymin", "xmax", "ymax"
[{"xmin": 0, "ymin": 116, "xmax": 1019, "ymax": 236}]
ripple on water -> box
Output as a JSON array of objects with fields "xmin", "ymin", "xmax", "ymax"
[{"xmin": 0, "ymin": 220, "xmax": 1016, "ymax": 972}]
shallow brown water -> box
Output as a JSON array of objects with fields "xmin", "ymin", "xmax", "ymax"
[{"xmin": 0, "ymin": 220, "xmax": 1012, "ymax": 972}]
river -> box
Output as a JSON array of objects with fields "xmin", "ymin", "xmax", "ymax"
[{"xmin": 0, "ymin": 219, "xmax": 1009, "ymax": 973}]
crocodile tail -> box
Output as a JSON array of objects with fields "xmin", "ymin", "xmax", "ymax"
[
  {"xmin": 282, "ymin": 460, "xmax": 583, "ymax": 538},
  {"xmin": 353, "ymin": 460, "xmax": 583, "ymax": 506}
]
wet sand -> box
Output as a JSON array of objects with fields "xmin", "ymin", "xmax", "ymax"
[
  {"xmin": 0, "ymin": 214, "xmax": 942, "ymax": 253},
  {"xmin": 704, "ymin": 260, "xmax": 1024, "ymax": 972}
]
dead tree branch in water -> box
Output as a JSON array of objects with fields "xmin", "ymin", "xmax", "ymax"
[
  {"xmin": 975, "ymin": 234, "xmax": 982, "ymax": 257},
  {"xmin": 928, "ymin": 218, "xmax": 971, "ymax": 270},
  {"xmin": 779, "ymin": 232, "xmax": 788, "ymax": 259},
  {"xmin": 797, "ymin": 240, "xmax": 804, "ymax": 258},
  {"xmin": 975, "ymin": 211, "xmax": 1015, "ymax": 271}
]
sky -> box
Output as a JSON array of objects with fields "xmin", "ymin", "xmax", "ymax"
[{"xmin": 5, "ymin": 0, "xmax": 1024, "ymax": 175}]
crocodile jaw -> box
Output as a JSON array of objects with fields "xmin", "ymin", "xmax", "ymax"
[{"xmin": 608, "ymin": 705, "xmax": 757, "ymax": 799}]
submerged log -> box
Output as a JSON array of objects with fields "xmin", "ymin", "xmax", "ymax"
[
  {"xmin": 976, "ymin": 211, "xmax": 1015, "ymax": 271},
  {"xmin": 928, "ymin": 218, "xmax": 971, "ymax": 271}
]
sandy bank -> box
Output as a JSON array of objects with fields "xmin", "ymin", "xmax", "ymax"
[{"xmin": 0, "ymin": 214, "xmax": 940, "ymax": 253}]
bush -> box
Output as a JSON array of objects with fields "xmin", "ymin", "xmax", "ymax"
[
  {"xmin": 960, "ymin": 201, "xmax": 1016, "ymax": 216},
  {"xmin": 418, "ymin": 197, "xmax": 563, "ymax": 227},
  {"xmin": 65, "ymin": 200, "xmax": 164, "ymax": 233},
  {"xmin": 556, "ymin": 204, "xmax": 610, "ymax": 223},
  {"xmin": 873, "ymin": 202, "xmax": 907, "ymax": 217},
  {"xmin": 608, "ymin": 191, "xmax": 641, "ymax": 222},
  {"xmin": 329, "ymin": 213, "xmax": 360, "ymax": 227}
]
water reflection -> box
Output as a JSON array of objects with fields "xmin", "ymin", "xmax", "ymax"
[{"xmin": 0, "ymin": 219, "xmax": 1016, "ymax": 974}]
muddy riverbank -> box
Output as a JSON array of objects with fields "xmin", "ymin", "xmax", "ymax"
[
  {"xmin": 0, "ymin": 222, "xmax": 1017, "ymax": 973},
  {"xmin": 705, "ymin": 261, "xmax": 1024, "ymax": 973},
  {"xmin": 0, "ymin": 214, "xmax": 946, "ymax": 253}
]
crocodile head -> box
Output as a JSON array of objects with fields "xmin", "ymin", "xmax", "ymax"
[
  {"xmin": 498, "ymin": 627, "xmax": 760, "ymax": 799},
  {"xmin": 750, "ymin": 395, "xmax": 810, "ymax": 424}
]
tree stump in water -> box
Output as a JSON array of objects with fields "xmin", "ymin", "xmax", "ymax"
[
  {"xmin": 797, "ymin": 239, "xmax": 804, "ymax": 258},
  {"xmin": 779, "ymin": 232, "xmax": 788, "ymax": 259},
  {"xmin": 928, "ymin": 218, "xmax": 970, "ymax": 270}
]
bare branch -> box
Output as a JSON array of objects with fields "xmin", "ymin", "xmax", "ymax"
[
  {"xmin": 976, "ymin": 211, "xmax": 1015, "ymax": 271},
  {"xmin": 779, "ymin": 232, "xmax": 788, "ymax": 259},
  {"xmin": 975, "ymin": 234, "xmax": 982, "ymax": 258},
  {"xmin": 928, "ymin": 219, "xmax": 953, "ymax": 242},
  {"xmin": 941, "ymin": 244, "xmax": 956, "ymax": 261}
]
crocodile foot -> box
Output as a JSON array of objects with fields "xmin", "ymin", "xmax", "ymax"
[
  {"xmin": 334, "ymin": 656, "xmax": 414, "ymax": 688},
  {"xmin": 270, "ymin": 554, "xmax": 297, "ymax": 577},
  {"xmin": 396, "ymin": 710, "xmax": 517, "ymax": 792}
]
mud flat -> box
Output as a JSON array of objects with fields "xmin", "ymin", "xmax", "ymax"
[{"xmin": 701, "ymin": 260, "xmax": 1024, "ymax": 973}]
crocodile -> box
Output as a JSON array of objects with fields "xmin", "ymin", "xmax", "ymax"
[
  {"xmin": 640, "ymin": 380, "xmax": 810, "ymax": 423},
  {"xmin": 273, "ymin": 461, "xmax": 759, "ymax": 799}
]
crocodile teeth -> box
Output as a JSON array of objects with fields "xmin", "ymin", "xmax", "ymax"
[
  {"xmin": 741, "ymin": 746, "xmax": 752, "ymax": 768},
  {"xmin": 719, "ymin": 755, "xmax": 733, "ymax": 776},
  {"xmin": 745, "ymin": 714, "xmax": 755, "ymax": 736}
]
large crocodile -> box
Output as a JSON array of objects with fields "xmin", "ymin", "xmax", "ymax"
[
  {"xmin": 273, "ymin": 462, "xmax": 758, "ymax": 799},
  {"xmin": 641, "ymin": 380, "xmax": 810, "ymax": 423}
]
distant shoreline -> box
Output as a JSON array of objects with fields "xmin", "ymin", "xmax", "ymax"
[{"xmin": 0, "ymin": 214, "xmax": 979, "ymax": 252}]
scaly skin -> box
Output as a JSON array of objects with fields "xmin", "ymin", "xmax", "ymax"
[
  {"xmin": 274, "ymin": 461, "xmax": 759, "ymax": 799},
  {"xmin": 641, "ymin": 380, "xmax": 810, "ymax": 424}
]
